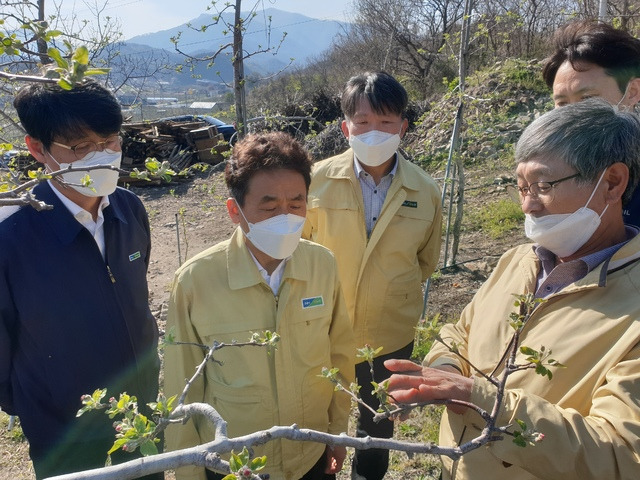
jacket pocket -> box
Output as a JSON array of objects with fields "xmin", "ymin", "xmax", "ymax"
[{"xmin": 204, "ymin": 381, "xmax": 277, "ymax": 461}]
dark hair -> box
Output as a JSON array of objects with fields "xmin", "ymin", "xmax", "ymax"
[
  {"xmin": 13, "ymin": 79, "xmax": 123, "ymax": 149},
  {"xmin": 340, "ymin": 71, "xmax": 408, "ymax": 119},
  {"xmin": 225, "ymin": 131, "xmax": 312, "ymax": 206},
  {"xmin": 542, "ymin": 20, "xmax": 640, "ymax": 92},
  {"xmin": 515, "ymin": 98, "xmax": 640, "ymax": 203}
]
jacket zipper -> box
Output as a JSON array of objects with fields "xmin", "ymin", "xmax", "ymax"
[{"xmin": 106, "ymin": 264, "xmax": 116, "ymax": 283}]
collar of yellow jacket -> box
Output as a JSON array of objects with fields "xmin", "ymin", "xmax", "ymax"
[
  {"xmin": 323, "ymin": 148, "xmax": 424, "ymax": 192},
  {"xmin": 226, "ymin": 226, "xmax": 310, "ymax": 290},
  {"xmin": 520, "ymin": 231, "xmax": 640, "ymax": 292}
]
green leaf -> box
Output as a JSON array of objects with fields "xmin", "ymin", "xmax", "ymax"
[
  {"xmin": 519, "ymin": 346, "xmax": 536, "ymax": 356},
  {"xmin": 140, "ymin": 440, "xmax": 158, "ymax": 456},
  {"xmin": 250, "ymin": 456, "xmax": 267, "ymax": 471},
  {"xmin": 44, "ymin": 30, "xmax": 63, "ymax": 41},
  {"xmin": 221, "ymin": 476, "xmax": 236, "ymax": 480},
  {"xmin": 107, "ymin": 437, "xmax": 129, "ymax": 455},
  {"xmin": 229, "ymin": 452, "xmax": 242, "ymax": 472},
  {"xmin": 84, "ymin": 68, "xmax": 110, "ymax": 76},
  {"xmin": 72, "ymin": 46, "xmax": 90, "ymax": 65},
  {"xmin": 47, "ymin": 48, "xmax": 68, "ymax": 68},
  {"xmin": 57, "ymin": 78, "xmax": 73, "ymax": 90},
  {"xmin": 133, "ymin": 414, "xmax": 148, "ymax": 433},
  {"xmin": 513, "ymin": 435, "xmax": 527, "ymax": 447}
]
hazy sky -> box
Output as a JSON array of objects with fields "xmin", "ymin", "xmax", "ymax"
[{"xmin": 60, "ymin": 0, "xmax": 352, "ymax": 40}]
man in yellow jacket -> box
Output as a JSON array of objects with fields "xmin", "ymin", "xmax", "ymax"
[
  {"xmin": 165, "ymin": 132, "xmax": 355, "ymax": 480},
  {"xmin": 303, "ymin": 71, "xmax": 442, "ymax": 480},
  {"xmin": 386, "ymin": 99, "xmax": 640, "ymax": 479}
]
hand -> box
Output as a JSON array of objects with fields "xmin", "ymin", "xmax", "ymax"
[
  {"xmin": 324, "ymin": 445, "xmax": 347, "ymax": 474},
  {"xmin": 384, "ymin": 359, "xmax": 474, "ymax": 414}
]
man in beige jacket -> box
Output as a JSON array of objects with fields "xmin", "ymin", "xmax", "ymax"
[
  {"xmin": 165, "ymin": 132, "xmax": 355, "ymax": 480},
  {"xmin": 303, "ymin": 71, "xmax": 442, "ymax": 479},
  {"xmin": 386, "ymin": 99, "xmax": 640, "ymax": 479}
]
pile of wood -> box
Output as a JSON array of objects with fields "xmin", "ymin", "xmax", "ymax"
[{"xmin": 121, "ymin": 118, "xmax": 229, "ymax": 171}]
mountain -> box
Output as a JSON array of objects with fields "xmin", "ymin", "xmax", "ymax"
[{"xmin": 125, "ymin": 8, "xmax": 348, "ymax": 82}]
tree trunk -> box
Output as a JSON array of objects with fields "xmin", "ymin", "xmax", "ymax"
[
  {"xmin": 36, "ymin": 0, "xmax": 51, "ymax": 64},
  {"xmin": 233, "ymin": 0, "xmax": 247, "ymax": 139}
]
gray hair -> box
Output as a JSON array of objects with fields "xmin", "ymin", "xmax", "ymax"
[{"xmin": 515, "ymin": 98, "xmax": 640, "ymax": 203}]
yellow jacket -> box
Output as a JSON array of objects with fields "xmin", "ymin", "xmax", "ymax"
[
  {"xmin": 164, "ymin": 228, "xmax": 355, "ymax": 480},
  {"xmin": 303, "ymin": 149, "xmax": 442, "ymax": 354},
  {"xmin": 426, "ymin": 237, "xmax": 640, "ymax": 480}
]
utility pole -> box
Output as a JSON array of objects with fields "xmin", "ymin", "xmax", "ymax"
[{"xmin": 598, "ymin": 0, "xmax": 608, "ymax": 21}]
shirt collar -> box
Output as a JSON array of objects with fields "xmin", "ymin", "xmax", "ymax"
[
  {"xmin": 353, "ymin": 153, "xmax": 398, "ymax": 179},
  {"xmin": 227, "ymin": 227, "xmax": 309, "ymax": 290},
  {"xmin": 47, "ymin": 179, "xmax": 110, "ymax": 222},
  {"xmin": 534, "ymin": 225, "xmax": 640, "ymax": 276}
]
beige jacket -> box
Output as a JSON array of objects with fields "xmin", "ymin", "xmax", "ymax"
[
  {"xmin": 426, "ymin": 236, "xmax": 640, "ymax": 480},
  {"xmin": 303, "ymin": 149, "xmax": 442, "ymax": 354},
  {"xmin": 165, "ymin": 228, "xmax": 355, "ymax": 480}
]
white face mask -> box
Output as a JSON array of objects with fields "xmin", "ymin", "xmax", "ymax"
[
  {"xmin": 349, "ymin": 129, "xmax": 401, "ymax": 167},
  {"xmin": 524, "ymin": 170, "xmax": 608, "ymax": 258},
  {"xmin": 48, "ymin": 150, "xmax": 121, "ymax": 197},
  {"xmin": 236, "ymin": 203, "xmax": 305, "ymax": 259}
]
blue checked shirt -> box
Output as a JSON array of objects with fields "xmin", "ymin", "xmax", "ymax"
[{"xmin": 354, "ymin": 155, "xmax": 398, "ymax": 236}]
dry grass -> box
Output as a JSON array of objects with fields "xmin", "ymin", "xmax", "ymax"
[{"xmin": 0, "ymin": 412, "xmax": 34, "ymax": 480}]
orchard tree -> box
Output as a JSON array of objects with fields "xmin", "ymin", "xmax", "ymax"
[{"xmin": 171, "ymin": 0, "xmax": 289, "ymax": 140}]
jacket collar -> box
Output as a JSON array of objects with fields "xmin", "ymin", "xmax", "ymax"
[
  {"xmin": 530, "ymin": 231, "xmax": 640, "ymax": 292},
  {"xmin": 35, "ymin": 182, "xmax": 127, "ymax": 246},
  {"xmin": 324, "ymin": 148, "xmax": 424, "ymax": 191},
  {"xmin": 227, "ymin": 226, "xmax": 309, "ymax": 290}
]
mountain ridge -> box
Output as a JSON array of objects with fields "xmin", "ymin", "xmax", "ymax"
[{"xmin": 124, "ymin": 7, "xmax": 347, "ymax": 80}]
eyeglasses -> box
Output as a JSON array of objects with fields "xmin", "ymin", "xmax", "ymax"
[
  {"xmin": 506, "ymin": 173, "xmax": 581, "ymax": 204},
  {"xmin": 52, "ymin": 135, "xmax": 122, "ymax": 161}
]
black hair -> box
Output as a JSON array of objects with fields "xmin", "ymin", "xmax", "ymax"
[
  {"xmin": 225, "ymin": 131, "xmax": 312, "ymax": 206},
  {"xmin": 542, "ymin": 20, "xmax": 640, "ymax": 93},
  {"xmin": 340, "ymin": 71, "xmax": 408, "ymax": 119},
  {"xmin": 13, "ymin": 79, "xmax": 123, "ymax": 148}
]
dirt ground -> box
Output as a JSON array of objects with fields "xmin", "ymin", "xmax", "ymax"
[{"xmin": 0, "ymin": 162, "xmax": 525, "ymax": 480}]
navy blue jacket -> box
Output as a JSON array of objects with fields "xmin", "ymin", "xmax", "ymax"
[
  {"xmin": 0, "ymin": 182, "xmax": 160, "ymax": 477},
  {"xmin": 624, "ymin": 186, "xmax": 640, "ymax": 229}
]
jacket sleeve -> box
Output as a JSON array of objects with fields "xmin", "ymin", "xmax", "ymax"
[
  {"xmin": 467, "ymin": 344, "xmax": 640, "ymax": 479},
  {"xmin": 164, "ymin": 274, "xmax": 208, "ymax": 480},
  {"xmin": 417, "ymin": 184, "xmax": 443, "ymax": 282},
  {"xmin": 423, "ymin": 297, "xmax": 474, "ymax": 375},
  {"xmin": 0, "ymin": 268, "xmax": 15, "ymax": 414},
  {"xmin": 326, "ymin": 270, "xmax": 355, "ymax": 434}
]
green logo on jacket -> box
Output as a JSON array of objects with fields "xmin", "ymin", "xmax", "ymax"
[
  {"xmin": 402, "ymin": 200, "xmax": 417, "ymax": 208},
  {"xmin": 302, "ymin": 296, "xmax": 324, "ymax": 309}
]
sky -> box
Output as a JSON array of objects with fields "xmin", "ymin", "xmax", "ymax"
[{"xmin": 59, "ymin": 0, "xmax": 352, "ymax": 40}]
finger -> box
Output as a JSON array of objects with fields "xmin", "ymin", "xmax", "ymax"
[
  {"xmin": 388, "ymin": 386, "xmax": 422, "ymax": 404},
  {"xmin": 386, "ymin": 373, "xmax": 427, "ymax": 391},
  {"xmin": 384, "ymin": 358, "xmax": 423, "ymax": 373}
]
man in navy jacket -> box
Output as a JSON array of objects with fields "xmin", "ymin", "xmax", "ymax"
[{"xmin": 0, "ymin": 80, "xmax": 161, "ymax": 479}]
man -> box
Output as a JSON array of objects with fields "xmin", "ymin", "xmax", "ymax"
[
  {"xmin": 0, "ymin": 80, "xmax": 161, "ymax": 478},
  {"xmin": 165, "ymin": 132, "xmax": 355, "ymax": 480},
  {"xmin": 542, "ymin": 19, "xmax": 640, "ymax": 227},
  {"xmin": 386, "ymin": 99, "xmax": 640, "ymax": 480},
  {"xmin": 302, "ymin": 71, "xmax": 442, "ymax": 480}
]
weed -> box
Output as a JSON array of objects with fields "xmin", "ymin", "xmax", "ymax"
[{"xmin": 467, "ymin": 198, "xmax": 524, "ymax": 238}]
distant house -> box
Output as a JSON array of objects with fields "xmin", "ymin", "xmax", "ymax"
[
  {"xmin": 189, "ymin": 102, "xmax": 217, "ymax": 110},
  {"xmin": 144, "ymin": 97, "xmax": 179, "ymax": 105}
]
